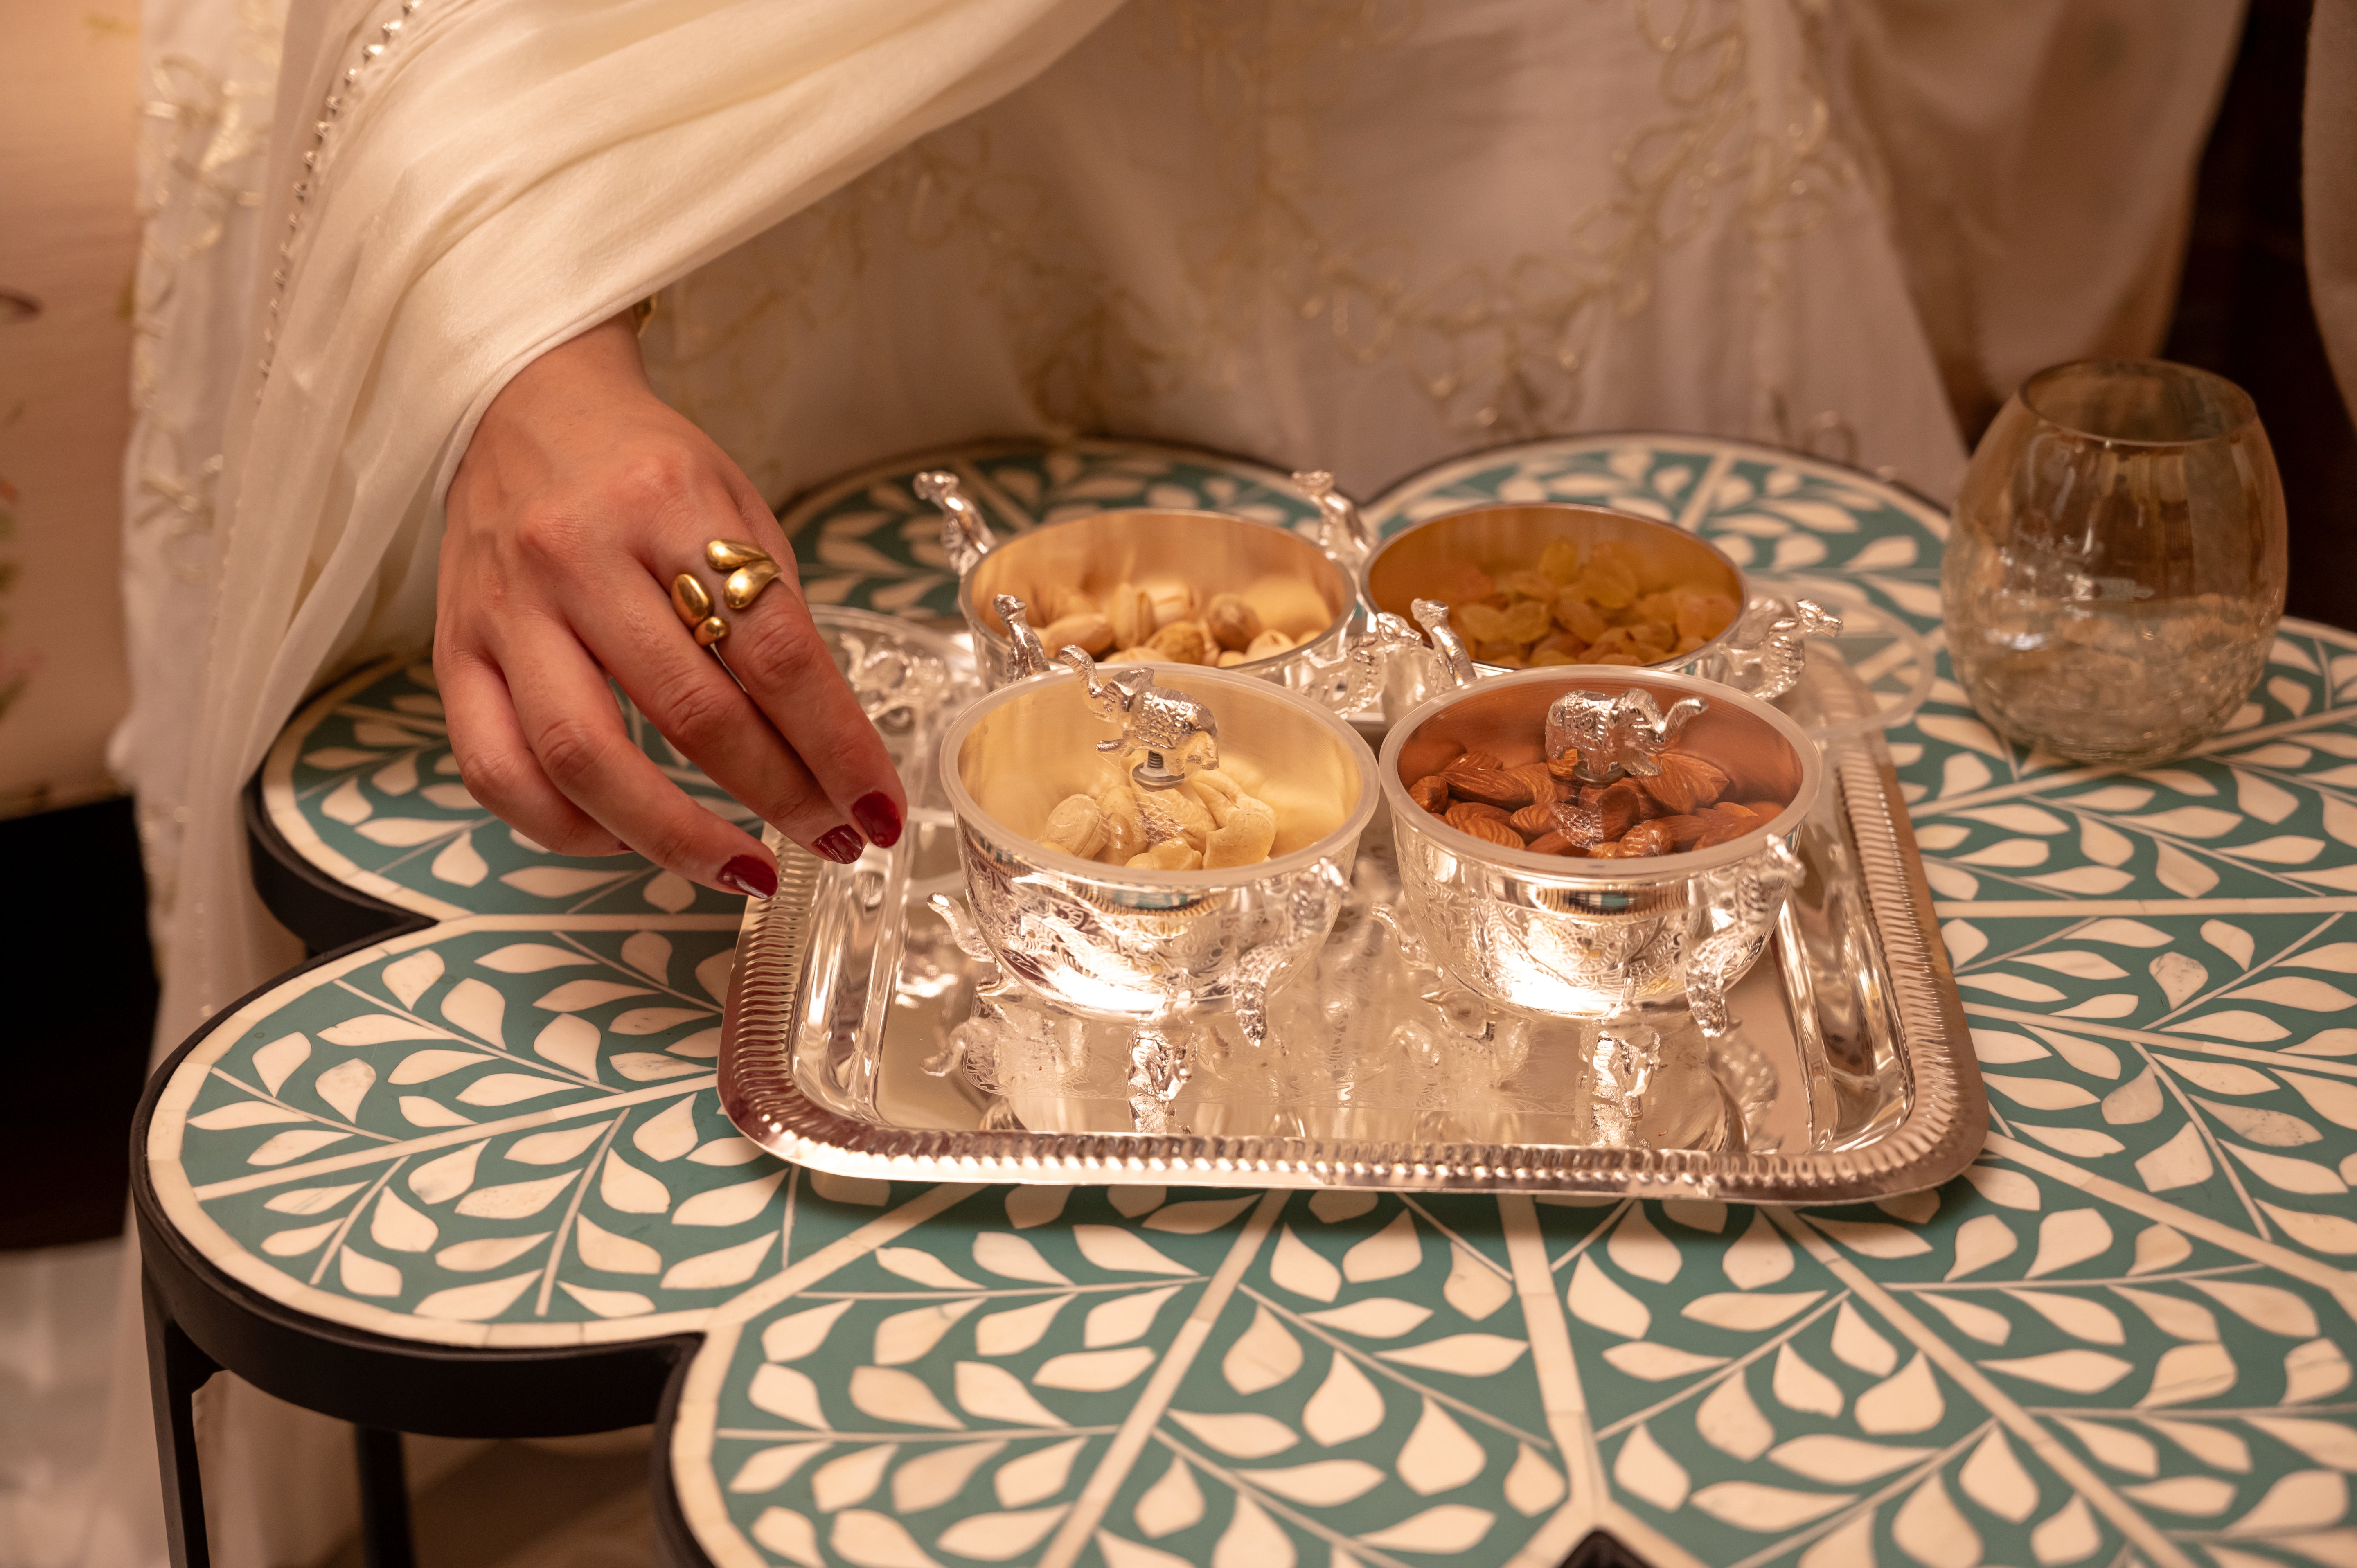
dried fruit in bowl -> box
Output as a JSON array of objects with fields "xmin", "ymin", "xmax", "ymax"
[
  {"xmin": 1041, "ymin": 577, "xmax": 1322, "ymax": 667},
  {"xmin": 1404, "ymin": 726, "xmax": 1788, "ymax": 860},
  {"xmin": 1029, "ymin": 761, "xmax": 1296, "ymax": 872},
  {"xmin": 1429, "ymin": 536, "xmax": 1743, "ymax": 669}
]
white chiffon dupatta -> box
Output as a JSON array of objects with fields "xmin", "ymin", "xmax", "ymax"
[{"xmin": 101, "ymin": 2, "xmax": 1114, "ymax": 1561}]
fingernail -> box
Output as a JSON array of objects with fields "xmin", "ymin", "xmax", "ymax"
[
  {"xmin": 717, "ymin": 855, "xmax": 777, "ymax": 899},
  {"xmin": 814, "ymin": 825, "xmax": 865, "ymax": 864},
  {"xmin": 852, "ymin": 792, "xmax": 903, "ymax": 848}
]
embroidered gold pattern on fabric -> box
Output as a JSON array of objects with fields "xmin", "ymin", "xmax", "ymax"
[{"xmin": 653, "ymin": 0, "xmax": 1864, "ymax": 474}]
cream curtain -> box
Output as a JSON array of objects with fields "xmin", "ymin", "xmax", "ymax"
[{"xmin": 2311, "ymin": 0, "xmax": 2357, "ymax": 422}]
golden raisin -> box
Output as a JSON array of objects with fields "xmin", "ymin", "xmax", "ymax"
[
  {"xmin": 1502, "ymin": 599, "xmax": 1553, "ymax": 644},
  {"xmin": 1677, "ymin": 592, "xmax": 1740, "ymax": 642},
  {"xmin": 1456, "ymin": 602, "xmax": 1512, "ymax": 642},
  {"xmin": 1552, "ymin": 592, "xmax": 1607, "ymax": 643}
]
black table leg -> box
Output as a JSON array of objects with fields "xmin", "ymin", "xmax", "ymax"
[
  {"xmin": 143, "ymin": 1267, "xmax": 217, "ymax": 1568},
  {"xmin": 354, "ymin": 1426, "xmax": 416, "ymax": 1568}
]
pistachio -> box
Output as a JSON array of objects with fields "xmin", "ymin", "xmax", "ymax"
[
  {"xmin": 1103, "ymin": 646, "xmax": 1159, "ymax": 663},
  {"xmin": 1042, "ymin": 611, "xmax": 1115, "ymax": 656},
  {"xmin": 1108, "ymin": 581, "xmax": 1156, "ymax": 648},
  {"xmin": 1203, "ymin": 593, "xmax": 1264, "ymax": 651},
  {"xmin": 1217, "ymin": 650, "xmax": 1250, "ymax": 667},
  {"xmin": 1244, "ymin": 628, "xmax": 1294, "ymax": 660},
  {"xmin": 1051, "ymin": 587, "xmax": 1102, "ymax": 622},
  {"xmin": 1143, "ymin": 579, "xmax": 1196, "ymax": 630},
  {"xmin": 1147, "ymin": 620, "xmax": 1216, "ymax": 665}
]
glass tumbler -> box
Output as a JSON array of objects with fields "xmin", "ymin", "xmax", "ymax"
[{"xmin": 1943, "ymin": 359, "xmax": 2287, "ymax": 766}]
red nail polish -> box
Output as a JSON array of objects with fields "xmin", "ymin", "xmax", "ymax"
[
  {"xmin": 815, "ymin": 825, "xmax": 864, "ymax": 864},
  {"xmin": 717, "ymin": 855, "xmax": 777, "ymax": 899},
  {"xmin": 852, "ymin": 792, "xmax": 903, "ymax": 848}
]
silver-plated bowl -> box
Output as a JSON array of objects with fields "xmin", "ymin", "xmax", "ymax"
[
  {"xmin": 940, "ymin": 662, "xmax": 1379, "ymax": 1048},
  {"xmin": 1379, "ymin": 666, "xmax": 1823, "ymax": 1030},
  {"xmin": 1362, "ymin": 502, "xmax": 1836, "ymax": 718},
  {"xmin": 919, "ymin": 471, "xmax": 1386, "ymax": 707}
]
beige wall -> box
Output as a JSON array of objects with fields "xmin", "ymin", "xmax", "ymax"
[{"xmin": 0, "ymin": 4, "xmax": 139, "ymax": 816}]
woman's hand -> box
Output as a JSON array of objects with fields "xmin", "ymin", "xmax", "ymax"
[{"xmin": 436, "ymin": 311, "xmax": 902, "ymax": 897}]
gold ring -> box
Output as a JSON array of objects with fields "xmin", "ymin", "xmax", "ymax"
[
  {"xmin": 705, "ymin": 539, "xmax": 783, "ymax": 610},
  {"xmin": 669, "ymin": 573, "xmax": 729, "ymax": 647}
]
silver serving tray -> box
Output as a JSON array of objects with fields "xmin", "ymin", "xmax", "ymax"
[{"xmin": 719, "ymin": 652, "xmax": 1984, "ymax": 1201}]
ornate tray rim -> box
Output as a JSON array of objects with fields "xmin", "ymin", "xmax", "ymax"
[{"xmin": 717, "ymin": 705, "xmax": 1988, "ymax": 1203}]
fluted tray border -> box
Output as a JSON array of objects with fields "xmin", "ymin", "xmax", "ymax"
[{"xmin": 717, "ymin": 714, "xmax": 1986, "ymax": 1203}]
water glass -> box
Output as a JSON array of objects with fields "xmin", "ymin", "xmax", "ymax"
[{"xmin": 1943, "ymin": 359, "xmax": 2287, "ymax": 766}]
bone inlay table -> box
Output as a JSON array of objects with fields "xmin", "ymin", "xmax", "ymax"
[{"xmin": 143, "ymin": 435, "xmax": 2357, "ymax": 1568}]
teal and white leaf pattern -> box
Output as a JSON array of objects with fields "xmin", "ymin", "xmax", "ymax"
[{"xmin": 158, "ymin": 437, "xmax": 2357, "ymax": 1566}]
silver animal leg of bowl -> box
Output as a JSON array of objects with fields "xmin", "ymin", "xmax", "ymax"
[
  {"xmin": 1681, "ymin": 837, "xmax": 1804, "ymax": 1037},
  {"xmin": 1690, "ymin": 595, "xmax": 1842, "ymax": 701},
  {"xmin": 917, "ymin": 469, "xmax": 999, "ymax": 573}
]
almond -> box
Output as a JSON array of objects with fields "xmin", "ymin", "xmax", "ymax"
[
  {"xmin": 1446, "ymin": 766, "xmax": 1532, "ymax": 809},
  {"xmin": 1653, "ymin": 814, "xmax": 1709, "ymax": 851},
  {"xmin": 1509, "ymin": 763, "xmax": 1560, "ymax": 805},
  {"xmin": 1583, "ymin": 839, "xmax": 1643, "ymax": 858},
  {"xmin": 1455, "ymin": 813, "xmax": 1527, "ymax": 850},
  {"xmin": 1574, "ymin": 781, "xmax": 1642, "ymax": 843},
  {"xmin": 1408, "ymin": 774, "xmax": 1451, "ymax": 813},
  {"xmin": 1545, "ymin": 754, "xmax": 1584, "ymax": 782},
  {"xmin": 1638, "ymin": 751, "xmax": 1730, "ymax": 815},
  {"xmin": 1508, "ymin": 803, "xmax": 1558, "ymax": 836},
  {"xmin": 1526, "ymin": 831, "xmax": 1581, "ymax": 856},
  {"xmin": 1455, "ymin": 750, "xmax": 1503, "ymax": 773},
  {"xmin": 1620, "ymin": 820, "xmax": 1676, "ymax": 857},
  {"xmin": 1695, "ymin": 818, "xmax": 1755, "ymax": 848},
  {"xmin": 1444, "ymin": 802, "xmax": 1512, "ymax": 836}
]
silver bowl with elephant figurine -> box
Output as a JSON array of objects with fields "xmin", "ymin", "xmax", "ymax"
[
  {"xmin": 929, "ymin": 608, "xmax": 1380, "ymax": 1130},
  {"xmin": 917, "ymin": 468, "xmax": 1429, "ymax": 718},
  {"xmin": 1377, "ymin": 604, "xmax": 1825, "ymax": 1034}
]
